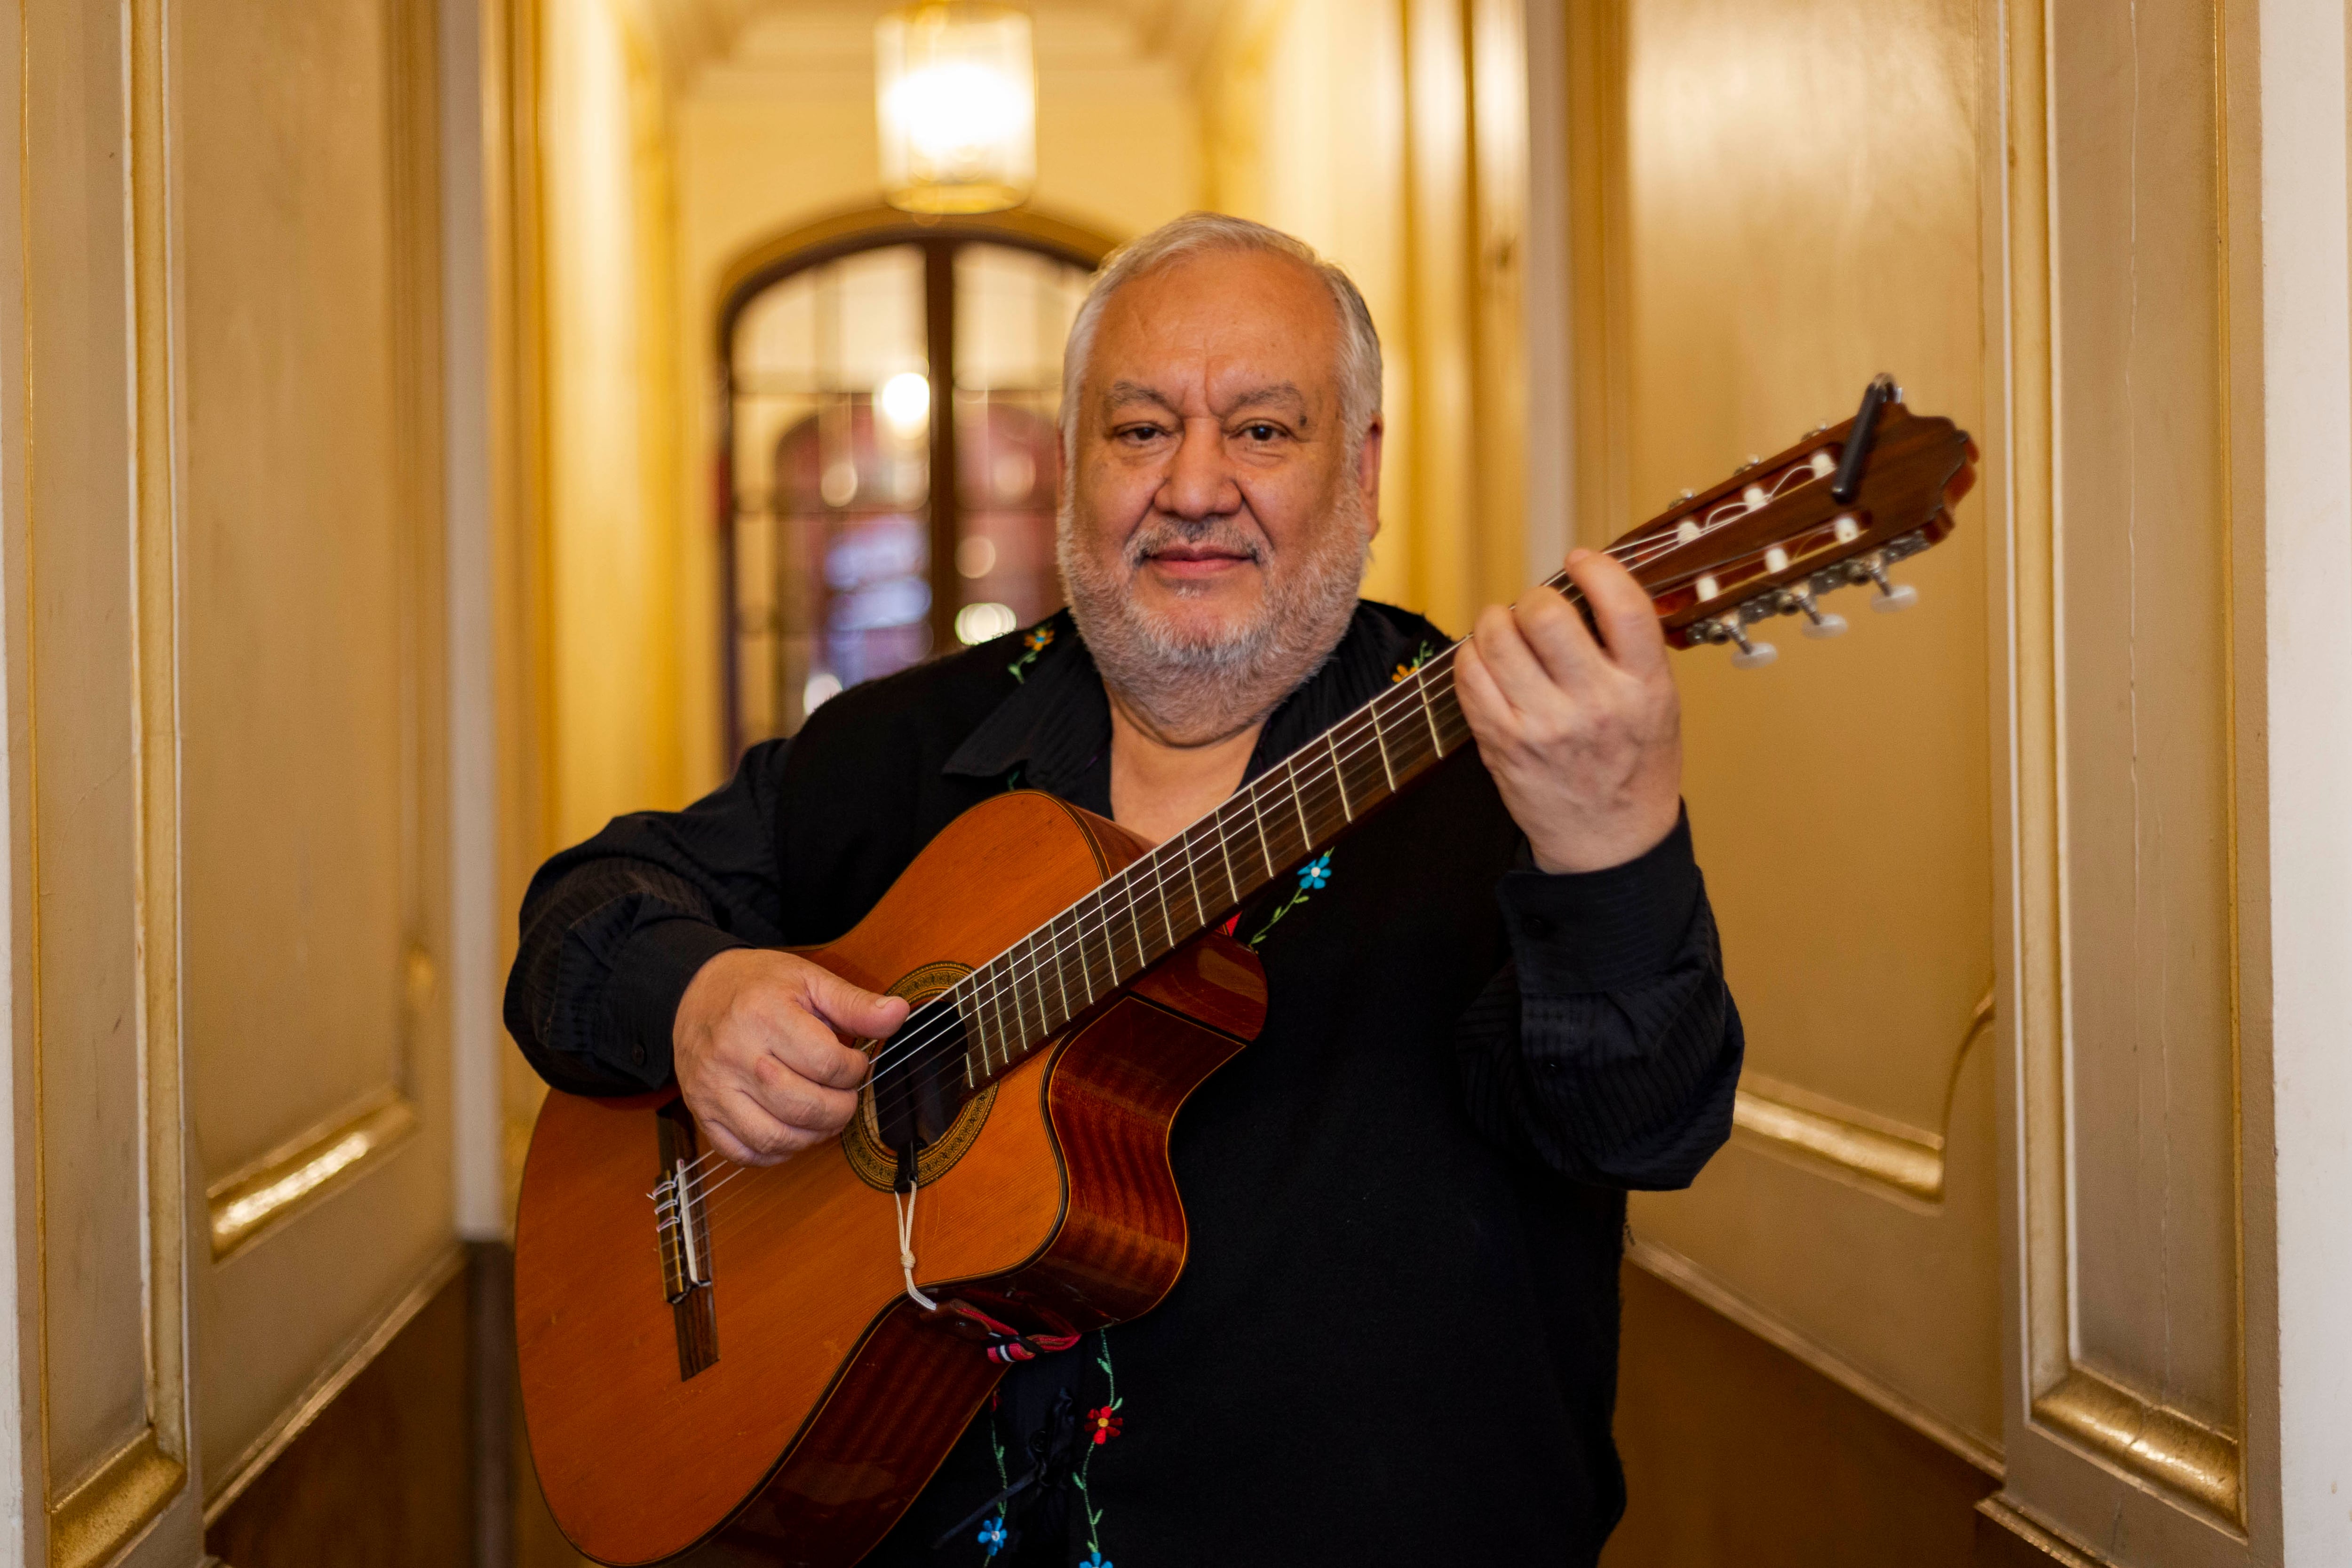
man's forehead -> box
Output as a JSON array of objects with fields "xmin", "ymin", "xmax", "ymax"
[{"xmin": 1100, "ymin": 376, "xmax": 1312, "ymax": 417}]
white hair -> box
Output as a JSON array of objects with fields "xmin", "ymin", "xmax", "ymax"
[{"xmin": 1058, "ymin": 212, "xmax": 1383, "ymax": 461}]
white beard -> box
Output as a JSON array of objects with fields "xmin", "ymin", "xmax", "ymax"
[{"xmin": 1057, "ymin": 487, "xmax": 1371, "ymax": 746}]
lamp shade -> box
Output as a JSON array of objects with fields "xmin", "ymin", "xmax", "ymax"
[{"xmin": 875, "ymin": 2, "xmax": 1035, "ymax": 214}]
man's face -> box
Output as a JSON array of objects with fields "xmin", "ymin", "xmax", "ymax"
[{"xmin": 1060, "ymin": 250, "xmax": 1382, "ymax": 681}]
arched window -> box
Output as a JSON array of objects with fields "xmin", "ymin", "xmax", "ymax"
[{"xmin": 716, "ymin": 210, "xmax": 1114, "ymax": 756}]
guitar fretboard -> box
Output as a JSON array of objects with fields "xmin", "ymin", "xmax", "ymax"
[{"xmin": 928, "ymin": 568, "xmax": 1574, "ymax": 1095}]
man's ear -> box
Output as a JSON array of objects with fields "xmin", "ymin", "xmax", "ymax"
[{"xmin": 1355, "ymin": 417, "xmax": 1385, "ymax": 540}]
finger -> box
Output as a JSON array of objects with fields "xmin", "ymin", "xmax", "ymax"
[
  {"xmin": 765, "ymin": 1006, "xmax": 875, "ymax": 1091},
  {"xmin": 728, "ymin": 1085, "xmax": 835, "ymax": 1160},
  {"xmin": 806, "ymin": 968, "xmax": 911, "ymax": 1041},
  {"xmin": 699, "ymin": 1117, "xmax": 765, "ymax": 1168},
  {"xmin": 1563, "ymin": 546, "xmax": 1669, "ymax": 676},
  {"xmin": 747, "ymin": 1051, "xmax": 861, "ymax": 1134},
  {"xmin": 1468, "ymin": 603, "xmax": 1548, "ymax": 721},
  {"xmin": 1452, "ymin": 638, "xmax": 1518, "ymax": 741},
  {"xmin": 1512, "ymin": 581, "xmax": 1609, "ymax": 689}
]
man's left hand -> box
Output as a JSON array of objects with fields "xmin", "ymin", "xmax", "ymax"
[{"xmin": 1454, "ymin": 546, "xmax": 1683, "ymax": 874}]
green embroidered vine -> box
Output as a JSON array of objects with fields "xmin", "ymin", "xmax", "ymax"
[
  {"xmin": 1391, "ymin": 640, "xmax": 1435, "ymax": 683},
  {"xmin": 1068, "ymin": 1332, "xmax": 1121, "ymax": 1568},
  {"xmin": 1244, "ymin": 850, "xmax": 1333, "ymax": 949}
]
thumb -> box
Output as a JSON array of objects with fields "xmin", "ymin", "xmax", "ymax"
[{"xmin": 806, "ymin": 967, "xmax": 910, "ymax": 1039}]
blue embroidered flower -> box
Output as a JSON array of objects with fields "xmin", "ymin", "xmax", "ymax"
[
  {"xmin": 1297, "ymin": 852, "xmax": 1332, "ymax": 890},
  {"xmin": 977, "ymin": 1516, "xmax": 1008, "ymax": 1555},
  {"xmin": 1081, "ymin": 1554, "xmax": 1112, "ymax": 1568}
]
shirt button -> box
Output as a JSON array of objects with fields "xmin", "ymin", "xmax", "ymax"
[
  {"xmin": 1521, "ymin": 914, "xmax": 1555, "ymax": 937},
  {"xmin": 632, "ymin": 1044, "xmax": 646, "ymax": 1065}
]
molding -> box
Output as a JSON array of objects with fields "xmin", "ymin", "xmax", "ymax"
[
  {"xmin": 48, "ymin": 1430, "xmax": 184, "ymax": 1568},
  {"xmin": 1728, "ymin": 992, "xmax": 1994, "ymax": 1204},
  {"xmin": 2032, "ymin": 1369, "xmax": 2242, "ymax": 1531},
  {"xmin": 1627, "ymin": 1235, "xmax": 2003, "ymax": 1479},
  {"xmin": 1731, "ymin": 1083, "xmax": 1946, "ymax": 1203},
  {"xmin": 712, "ymin": 202, "xmax": 1120, "ymax": 330},
  {"xmin": 202, "ymin": 1243, "xmax": 466, "ymax": 1521},
  {"xmin": 1976, "ymin": 1495, "xmax": 2111, "ymax": 1567},
  {"xmin": 205, "ymin": 1090, "xmax": 421, "ymax": 1262}
]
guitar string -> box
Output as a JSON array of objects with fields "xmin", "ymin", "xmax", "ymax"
[
  {"xmin": 660, "ymin": 703, "xmax": 1439, "ymax": 1239},
  {"xmin": 649, "ymin": 451, "xmax": 1847, "ymax": 1224},
  {"xmin": 660, "ymin": 682, "xmax": 1468, "ymax": 1240},
  {"xmin": 648, "ymin": 454, "xmax": 1839, "ymax": 1207},
  {"xmin": 650, "ymin": 464, "xmax": 1851, "ymax": 1235}
]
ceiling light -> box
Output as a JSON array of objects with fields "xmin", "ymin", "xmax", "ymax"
[{"xmin": 875, "ymin": 3, "xmax": 1034, "ymax": 215}]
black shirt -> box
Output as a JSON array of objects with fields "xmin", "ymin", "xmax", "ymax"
[{"xmin": 505, "ymin": 602, "xmax": 1742, "ymax": 1567}]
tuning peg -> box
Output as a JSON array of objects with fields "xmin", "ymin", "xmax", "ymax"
[
  {"xmin": 1863, "ymin": 555, "xmax": 1919, "ymax": 612},
  {"xmin": 1724, "ymin": 621, "xmax": 1778, "ymax": 669},
  {"xmin": 1802, "ymin": 609, "xmax": 1849, "ymax": 639}
]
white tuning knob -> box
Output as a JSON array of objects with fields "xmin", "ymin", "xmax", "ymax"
[
  {"xmin": 1730, "ymin": 640, "xmax": 1779, "ymax": 670},
  {"xmin": 1871, "ymin": 583, "xmax": 1920, "ymax": 613},
  {"xmin": 1801, "ymin": 612, "xmax": 1849, "ymax": 639}
]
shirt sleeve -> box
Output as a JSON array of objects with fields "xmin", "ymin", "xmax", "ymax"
[
  {"xmin": 1453, "ymin": 809, "xmax": 1744, "ymax": 1188},
  {"xmin": 502, "ymin": 740, "xmax": 794, "ymax": 1095}
]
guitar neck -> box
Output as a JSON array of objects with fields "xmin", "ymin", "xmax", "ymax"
[{"xmin": 946, "ymin": 569, "xmax": 1579, "ymax": 1092}]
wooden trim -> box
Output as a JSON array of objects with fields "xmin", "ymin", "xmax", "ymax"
[
  {"xmin": 1627, "ymin": 1235, "xmax": 2002, "ymax": 1479},
  {"xmin": 202, "ymin": 1244, "xmax": 467, "ymax": 1521},
  {"xmin": 2031, "ymin": 1370, "xmax": 2243, "ymax": 1531},
  {"xmin": 1975, "ymin": 1495, "xmax": 2113, "ymax": 1567},
  {"xmin": 205, "ymin": 1090, "xmax": 422, "ymax": 1261},
  {"xmin": 712, "ymin": 203, "xmax": 1118, "ymax": 333},
  {"xmin": 1730, "ymin": 1087, "xmax": 1945, "ymax": 1203},
  {"xmin": 49, "ymin": 1430, "xmax": 185, "ymax": 1568}
]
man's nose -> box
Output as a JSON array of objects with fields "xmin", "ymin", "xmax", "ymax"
[{"xmin": 1158, "ymin": 415, "xmax": 1240, "ymax": 520}]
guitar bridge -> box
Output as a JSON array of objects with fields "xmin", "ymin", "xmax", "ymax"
[{"xmin": 654, "ymin": 1103, "xmax": 719, "ymax": 1379}]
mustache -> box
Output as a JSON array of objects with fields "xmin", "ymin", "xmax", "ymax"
[{"xmin": 1121, "ymin": 515, "xmax": 1267, "ymax": 570}]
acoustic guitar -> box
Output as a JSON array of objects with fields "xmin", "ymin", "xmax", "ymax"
[{"xmin": 513, "ymin": 378, "xmax": 1975, "ymax": 1566}]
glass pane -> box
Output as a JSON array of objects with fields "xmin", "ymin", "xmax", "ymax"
[
  {"xmin": 729, "ymin": 245, "xmax": 936, "ymax": 744},
  {"xmin": 951, "ymin": 243, "xmax": 1092, "ymax": 646}
]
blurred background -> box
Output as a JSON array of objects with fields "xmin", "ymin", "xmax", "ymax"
[{"xmin": 5, "ymin": 0, "xmax": 2340, "ymax": 1566}]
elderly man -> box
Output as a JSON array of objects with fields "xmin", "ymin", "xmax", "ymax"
[{"xmin": 508, "ymin": 213, "xmax": 1741, "ymax": 1566}]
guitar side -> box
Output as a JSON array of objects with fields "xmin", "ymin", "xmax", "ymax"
[{"xmin": 513, "ymin": 791, "xmax": 1266, "ymax": 1567}]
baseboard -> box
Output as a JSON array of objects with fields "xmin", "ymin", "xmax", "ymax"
[{"xmin": 1974, "ymin": 1495, "xmax": 2110, "ymax": 1566}]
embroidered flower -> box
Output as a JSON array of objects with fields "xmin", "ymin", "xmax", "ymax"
[
  {"xmin": 1296, "ymin": 852, "xmax": 1332, "ymax": 890},
  {"xmin": 1247, "ymin": 851, "xmax": 1336, "ymax": 949},
  {"xmin": 1081, "ymin": 1555, "xmax": 1112, "ymax": 1568},
  {"xmin": 977, "ymin": 1517, "xmax": 1008, "ymax": 1555},
  {"xmin": 1088, "ymin": 1404, "xmax": 1123, "ymax": 1445},
  {"xmin": 1391, "ymin": 640, "xmax": 1435, "ymax": 682},
  {"xmin": 1006, "ymin": 623, "xmax": 1057, "ymax": 683}
]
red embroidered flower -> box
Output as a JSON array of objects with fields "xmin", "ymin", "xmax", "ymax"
[{"xmin": 1088, "ymin": 1404, "xmax": 1123, "ymax": 1445}]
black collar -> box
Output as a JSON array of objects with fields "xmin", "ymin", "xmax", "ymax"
[{"xmin": 943, "ymin": 602, "xmax": 1439, "ymax": 799}]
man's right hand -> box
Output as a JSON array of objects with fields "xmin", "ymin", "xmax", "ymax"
[{"xmin": 672, "ymin": 948, "xmax": 911, "ymax": 1166}]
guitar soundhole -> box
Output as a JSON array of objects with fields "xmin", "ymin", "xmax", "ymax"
[{"xmin": 842, "ymin": 961, "xmax": 999, "ymax": 1191}]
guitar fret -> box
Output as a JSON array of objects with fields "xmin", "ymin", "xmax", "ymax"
[
  {"xmin": 1250, "ymin": 786, "xmax": 1275, "ymax": 876},
  {"xmin": 1181, "ymin": 828, "xmax": 1206, "ymax": 926},
  {"xmin": 1073, "ymin": 909, "xmax": 1098, "ymax": 1004},
  {"xmin": 1217, "ymin": 807, "xmax": 1240, "ymax": 904},
  {"xmin": 1371, "ymin": 702, "xmax": 1396, "ymax": 791},
  {"xmin": 1289, "ymin": 762, "xmax": 1312, "ymax": 847},
  {"xmin": 1418, "ymin": 673, "xmax": 1446, "ymax": 756},
  {"xmin": 1046, "ymin": 916, "xmax": 1073, "ymax": 1027},
  {"xmin": 1153, "ymin": 851, "xmax": 1175, "ymax": 951},
  {"xmin": 1326, "ymin": 731, "xmax": 1352, "ymax": 821}
]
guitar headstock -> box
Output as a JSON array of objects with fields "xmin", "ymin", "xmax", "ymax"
[{"xmin": 1611, "ymin": 380, "xmax": 1977, "ymax": 668}]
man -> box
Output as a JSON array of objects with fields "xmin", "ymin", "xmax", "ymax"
[{"xmin": 508, "ymin": 213, "xmax": 1741, "ymax": 1565}]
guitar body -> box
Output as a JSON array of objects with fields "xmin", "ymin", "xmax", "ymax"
[{"xmin": 514, "ymin": 791, "xmax": 1268, "ymax": 1566}]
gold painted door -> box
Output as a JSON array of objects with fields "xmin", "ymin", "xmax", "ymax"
[{"xmin": 178, "ymin": 0, "xmax": 457, "ymax": 1521}]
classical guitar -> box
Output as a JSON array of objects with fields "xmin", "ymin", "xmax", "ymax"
[{"xmin": 513, "ymin": 379, "xmax": 1975, "ymax": 1566}]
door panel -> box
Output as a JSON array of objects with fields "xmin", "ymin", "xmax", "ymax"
[{"xmin": 179, "ymin": 0, "xmax": 453, "ymax": 1497}]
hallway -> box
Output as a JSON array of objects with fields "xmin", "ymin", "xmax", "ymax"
[{"xmin": 3, "ymin": 0, "xmax": 2348, "ymax": 1566}]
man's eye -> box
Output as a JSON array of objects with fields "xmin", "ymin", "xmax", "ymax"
[{"xmin": 1240, "ymin": 422, "xmax": 1283, "ymax": 442}]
